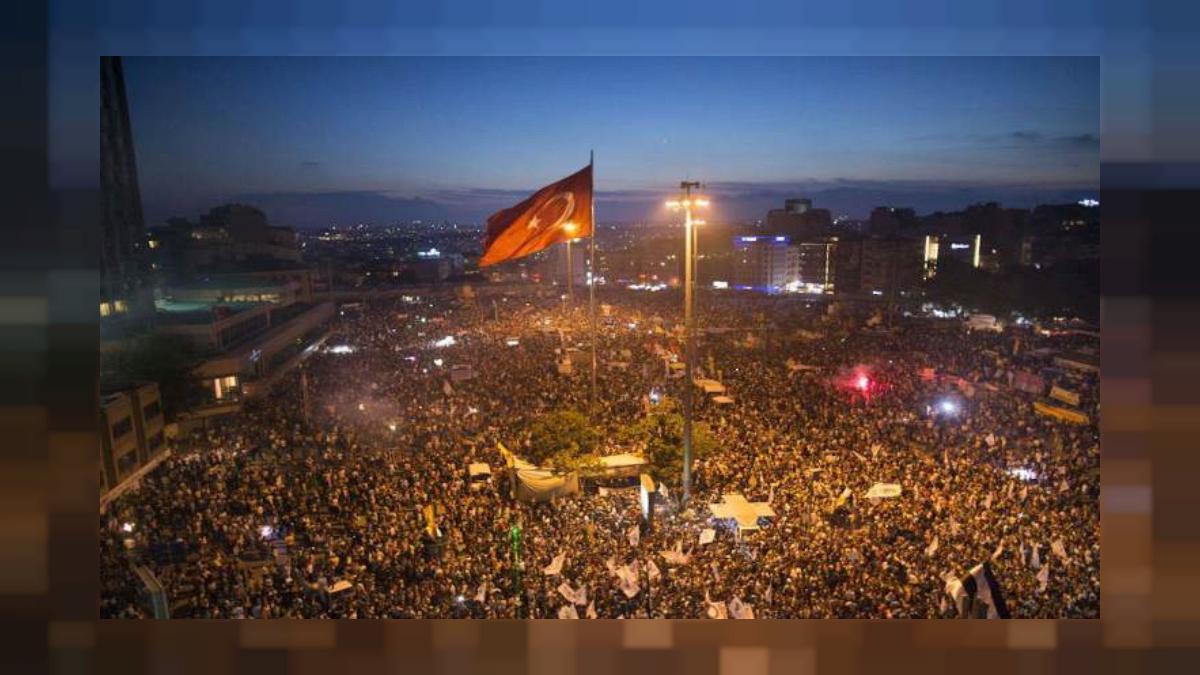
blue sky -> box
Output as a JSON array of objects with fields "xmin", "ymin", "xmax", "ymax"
[{"xmin": 123, "ymin": 56, "xmax": 1098, "ymax": 227}]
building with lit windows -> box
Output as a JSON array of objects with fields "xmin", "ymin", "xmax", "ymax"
[
  {"xmin": 155, "ymin": 277, "xmax": 334, "ymax": 411},
  {"xmin": 100, "ymin": 383, "xmax": 167, "ymax": 495},
  {"xmin": 732, "ymin": 236, "xmax": 798, "ymax": 293},
  {"xmin": 101, "ymin": 56, "xmax": 153, "ymax": 325},
  {"xmin": 795, "ymin": 240, "xmax": 837, "ymax": 294}
]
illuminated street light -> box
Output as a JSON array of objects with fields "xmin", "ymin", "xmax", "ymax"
[
  {"xmin": 939, "ymin": 399, "xmax": 959, "ymax": 414},
  {"xmin": 666, "ymin": 181, "xmax": 709, "ymax": 504},
  {"xmin": 564, "ymin": 222, "xmax": 578, "ymax": 306}
]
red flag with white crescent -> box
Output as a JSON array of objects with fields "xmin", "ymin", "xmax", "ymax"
[{"xmin": 479, "ymin": 164, "xmax": 593, "ymax": 267}]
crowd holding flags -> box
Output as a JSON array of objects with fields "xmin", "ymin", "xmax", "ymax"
[
  {"xmin": 480, "ymin": 159, "xmax": 600, "ymax": 405},
  {"xmin": 943, "ymin": 560, "xmax": 1011, "ymax": 619}
]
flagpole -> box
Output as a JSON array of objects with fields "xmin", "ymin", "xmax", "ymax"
[{"xmin": 589, "ymin": 150, "xmax": 598, "ymax": 412}]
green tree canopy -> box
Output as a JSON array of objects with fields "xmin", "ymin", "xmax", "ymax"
[
  {"xmin": 618, "ymin": 398, "xmax": 717, "ymax": 485},
  {"xmin": 525, "ymin": 409, "xmax": 600, "ymax": 471}
]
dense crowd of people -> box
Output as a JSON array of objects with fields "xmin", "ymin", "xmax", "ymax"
[{"xmin": 100, "ymin": 285, "xmax": 1099, "ymax": 619}]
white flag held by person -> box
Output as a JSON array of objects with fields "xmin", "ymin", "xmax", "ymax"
[
  {"xmin": 925, "ymin": 537, "xmax": 940, "ymax": 557},
  {"xmin": 699, "ymin": 528, "xmax": 716, "ymax": 545},
  {"xmin": 627, "ymin": 525, "xmax": 640, "ymax": 548},
  {"xmin": 1030, "ymin": 544, "xmax": 1041, "ymax": 570},
  {"xmin": 585, "ymin": 600, "xmax": 597, "ymax": 619},
  {"xmin": 647, "ymin": 559, "xmax": 661, "ymax": 581},
  {"xmin": 1051, "ymin": 539, "xmax": 1070, "ymax": 564},
  {"xmin": 543, "ymin": 552, "xmax": 566, "ymax": 576},
  {"xmin": 443, "ymin": 380, "xmax": 454, "ymax": 396},
  {"xmin": 1036, "ymin": 562, "xmax": 1050, "ymax": 593},
  {"xmin": 558, "ymin": 581, "xmax": 587, "ymax": 606},
  {"xmin": 558, "ymin": 605, "xmax": 579, "ymax": 620},
  {"xmin": 617, "ymin": 565, "xmax": 640, "ymax": 599},
  {"xmin": 661, "ymin": 541, "xmax": 691, "ymax": 566},
  {"xmin": 728, "ymin": 596, "xmax": 754, "ymax": 619},
  {"xmin": 474, "ymin": 582, "xmax": 487, "ymax": 603},
  {"xmin": 705, "ymin": 590, "xmax": 728, "ymax": 619}
]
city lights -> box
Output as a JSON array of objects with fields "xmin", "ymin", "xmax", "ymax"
[{"xmin": 99, "ymin": 55, "xmax": 1102, "ymax": 622}]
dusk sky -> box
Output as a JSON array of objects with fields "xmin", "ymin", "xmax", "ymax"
[{"xmin": 123, "ymin": 56, "xmax": 1099, "ymax": 229}]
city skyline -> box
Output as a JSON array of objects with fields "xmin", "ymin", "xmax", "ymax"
[{"xmin": 122, "ymin": 56, "xmax": 1099, "ymax": 229}]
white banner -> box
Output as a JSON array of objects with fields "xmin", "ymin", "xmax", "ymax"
[
  {"xmin": 865, "ymin": 483, "xmax": 902, "ymax": 499},
  {"xmin": 543, "ymin": 552, "xmax": 565, "ymax": 576}
]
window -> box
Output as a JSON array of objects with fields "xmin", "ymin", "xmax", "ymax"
[
  {"xmin": 100, "ymin": 302, "xmax": 112, "ymax": 317},
  {"xmin": 111, "ymin": 417, "xmax": 133, "ymax": 439},
  {"xmin": 116, "ymin": 450, "xmax": 138, "ymax": 477},
  {"xmin": 213, "ymin": 375, "xmax": 240, "ymax": 401},
  {"xmin": 114, "ymin": 299, "xmax": 128, "ymax": 313},
  {"xmin": 143, "ymin": 400, "xmax": 161, "ymax": 421}
]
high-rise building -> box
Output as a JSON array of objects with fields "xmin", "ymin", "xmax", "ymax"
[
  {"xmin": 732, "ymin": 235, "xmax": 798, "ymax": 293},
  {"xmin": 766, "ymin": 199, "xmax": 832, "ymax": 241},
  {"xmin": 795, "ymin": 240, "xmax": 837, "ymax": 294},
  {"xmin": 101, "ymin": 56, "xmax": 151, "ymax": 319}
]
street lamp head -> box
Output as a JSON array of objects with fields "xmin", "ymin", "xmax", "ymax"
[
  {"xmin": 665, "ymin": 200, "xmax": 681, "ymax": 210},
  {"xmin": 694, "ymin": 198, "xmax": 711, "ymax": 208}
]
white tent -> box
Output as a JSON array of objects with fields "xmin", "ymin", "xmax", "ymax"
[
  {"xmin": 468, "ymin": 463, "xmax": 492, "ymax": 478},
  {"xmin": 516, "ymin": 469, "xmax": 580, "ymax": 502},
  {"xmin": 712, "ymin": 395, "xmax": 735, "ymax": 405}
]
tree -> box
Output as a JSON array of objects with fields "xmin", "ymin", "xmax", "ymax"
[
  {"xmin": 100, "ymin": 332, "xmax": 208, "ymax": 421},
  {"xmin": 618, "ymin": 398, "xmax": 717, "ymax": 485},
  {"xmin": 525, "ymin": 410, "xmax": 600, "ymax": 471}
]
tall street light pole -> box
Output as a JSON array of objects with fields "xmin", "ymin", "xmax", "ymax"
[
  {"xmin": 564, "ymin": 222, "xmax": 579, "ymax": 308},
  {"xmin": 667, "ymin": 183, "xmax": 708, "ymax": 505}
]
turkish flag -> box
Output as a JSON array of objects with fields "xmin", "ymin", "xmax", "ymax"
[{"xmin": 479, "ymin": 164, "xmax": 592, "ymax": 267}]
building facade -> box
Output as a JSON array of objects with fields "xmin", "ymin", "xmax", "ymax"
[
  {"xmin": 101, "ymin": 56, "xmax": 152, "ymax": 320},
  {"xmin": 100, "ymin": 382, "xmax": 167, "ymax": 493},
  {"xmin": 732, "ymin": 236, "xmax": 798, "ymax": 293},
  {"xmin": 766, "ymin": 199, "xmax": 832, "ymax": 241}
]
